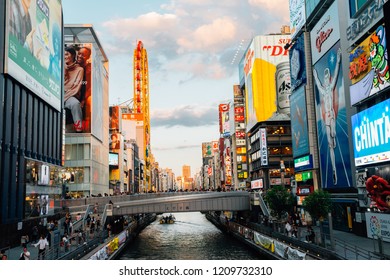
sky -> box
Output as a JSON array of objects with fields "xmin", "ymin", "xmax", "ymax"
[{"xmin": 62, "ymin": 0, "xmax": 290, "ymax": 177}]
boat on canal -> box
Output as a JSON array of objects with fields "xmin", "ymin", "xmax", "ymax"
[{"xmin": 159, "ymin": 214, "xmax": 175, "ymax": 224}]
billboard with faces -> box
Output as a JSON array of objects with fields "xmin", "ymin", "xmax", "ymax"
[
  {"xmin": 4, "ymin": 0, "xmax": 62, "ymax": 111},
  {"xmin": 64, "ymin": 43, "xmax": 93, "ymax": 133}
]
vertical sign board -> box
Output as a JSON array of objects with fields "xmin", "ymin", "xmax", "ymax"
[
  {"xmin": 311, "ymin": 1, "xmax": 352, "ymax": 189},
  {"xmin": 5, "ymin": 0, "xmax": 62, "ymax": 111},
  {"xmin": 289, "ymin": 33, "xmax": 307, "ymax": 92},
  {"xmin": 289, "ymin": 0, "xmax": 306, "ymax": 40},
  {"xmin": 290, "ymin": 86, "xmax": 309, "ymax": 158},
  {"xmin": 260, "ymin": 128, "xmax": 268, "ymax": 166},
  {"xmin": 64, "ymin": 43, "xmax": 93, "ymax": 133},
  {"xmin": 313, "ymin": 41, "xmax": 353, "ymax": 189}
]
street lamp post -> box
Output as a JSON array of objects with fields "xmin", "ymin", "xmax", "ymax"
[{"xmin": 280, "ymin": 160, "xmax": 285, "ymax": 188}]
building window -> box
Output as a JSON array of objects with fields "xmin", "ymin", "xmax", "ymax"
[{"xmin": 349, "ymin": 0, "xmax": 370, "ymax": 18}]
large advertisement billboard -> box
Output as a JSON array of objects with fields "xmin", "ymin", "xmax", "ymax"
[
  {"xmin": 5, "ymin": 0, "xmax": 62, "ymax": 111},
  {"xmin": 313, "ymin": 41, "xmax": 353, "ymax": 189},
  {"xmin": 351, "ymin": 99, "xmax": 390, "ymax": 167},
  {"xmin": 64, "ymin": 43, "xmax": 92, "ymax": 133},
  {"xmin": 290, "ymin": 86, "xmax": 309, "ymax": 158},
  {"xmin": 310, "ymin": 1, "xmax": 340, "ymax": 65},
  {"xmin": 244, "ymin": 35, "xmax": 291, "ymax": 132},
  {"xmin": 349, "ymin": 25, "xmax": 390, "ymax": 106}
]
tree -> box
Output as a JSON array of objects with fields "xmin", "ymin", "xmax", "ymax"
[
  {"xmin": 303, "ymin": 189, "xmax": 332, "ymax": 222},
  {"xmin": 264, "ymin": 185, "xmax": 294, "ymax": 220}
]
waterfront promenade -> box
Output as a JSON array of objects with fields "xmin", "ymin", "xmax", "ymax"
[{"xmin": 2, "ymin": 224, "xmax": 389, "ymax": 260}]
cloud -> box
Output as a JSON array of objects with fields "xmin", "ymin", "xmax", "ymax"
[
  {"xmin": 150, "ymin": 104, "xmax": 218, "ymax": 127},
  {"xmin": 153, "ymin": 144, "xmax": 199, "ymax": 151},
  {"xmin": 101, "ymin": 1, "xmax": 290, "ymax": 91},
  {"xmin": 248, "ymin": 0, "xmax": 290, "ymax": 23},
  {"xmin": 177, "ymin": 17, "xmax": 237, "ymax": 53}
]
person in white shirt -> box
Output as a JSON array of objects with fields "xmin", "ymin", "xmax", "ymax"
[
  {"xmin": 19, "ymin": 246, "xmax": 30, "ymax": 260},
  {"xmin": 33, "ymin": 234, "xmax": 49, "ymax": 259}
]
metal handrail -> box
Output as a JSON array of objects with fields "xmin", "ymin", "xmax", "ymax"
[{"xmin": 319, "ymin": 232, "xmax": 384, "ymax": 260}]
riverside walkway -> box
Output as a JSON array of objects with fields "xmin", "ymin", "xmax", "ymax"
[{"xmin": 3, "ymin": 218, "xmax": 390, "ymax": 260}]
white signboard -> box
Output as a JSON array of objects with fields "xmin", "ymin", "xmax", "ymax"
[
  {"xmin": 365, "ymin": 212, "xmax": 390, "ymax": 242},
  {"xmin": 310, "ymin": 1, "xmax": 340, "ymax": 64}
]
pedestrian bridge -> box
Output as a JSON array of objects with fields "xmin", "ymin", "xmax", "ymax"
[{"xmin": 106, "ymin": 191, "xmax": 251, "ymax": 216}]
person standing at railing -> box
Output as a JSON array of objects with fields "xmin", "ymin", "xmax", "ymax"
[{"xmin": 33, "ymin": 234, "xmax": 49, "ymax": 260}]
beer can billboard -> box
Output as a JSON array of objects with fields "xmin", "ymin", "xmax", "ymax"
[{"xmin": 244, "ymin": 35, "xmax": 291, "ymax": 132}]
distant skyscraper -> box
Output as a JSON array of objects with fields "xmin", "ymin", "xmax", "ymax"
[{"xmin": 182, "ymin": 165, "xmax": 191, "ymax": 179}]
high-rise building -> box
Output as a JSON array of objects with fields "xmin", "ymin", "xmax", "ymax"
[{"xmin": 182, "ymin": 165, "xmax": 191, "ymax": 179}]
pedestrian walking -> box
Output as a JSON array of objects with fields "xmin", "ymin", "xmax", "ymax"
[
  {"xmin": 33, "ymin": 234, "xmax": 49, "ymax": 260},
  {"xmin": 19, "ymin": 246, "xmax": 30, "ymax": 260}
]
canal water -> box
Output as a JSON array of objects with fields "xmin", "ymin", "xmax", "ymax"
[{"xmin": 117, "ymin": 212, "xmax": 262, "ymax": 260}]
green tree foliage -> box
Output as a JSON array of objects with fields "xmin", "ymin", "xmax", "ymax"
[
  {"xmin": 302, "ymin": 189, "xmax": 332, "ymax": 221},
  {"xmin": 264, "ymin": 185, "xmax": 294, "ymax": 219}
]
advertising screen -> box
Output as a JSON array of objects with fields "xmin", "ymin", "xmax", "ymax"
[
  {"xmin": 290, "ymin": 86, "xmax": 309, "ymax": 158},
  {"xmin": 313, "ymin": 41, "xmax": 353, "ymax": 189},
  {"xmin": 351, "ymin": 99, "xmax": 390, "ymax": 167},
  {"xmin": 64, "ymin": 43, "xmax": 93, "ymax": 133},
  {"xmin": 349, "ymin": 25, "xmax": 390, "ymax": 106},
  {"xmin": 5, "ymin": 0, "xmax": 62, "ymax": 111},
  {"xmin": 109, "ymin": 153, "xmax": 119, "ymax": 166}
]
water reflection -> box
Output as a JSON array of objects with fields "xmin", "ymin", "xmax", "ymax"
[{"xmin": 118, "ymin": 212, "xmax": 261, "ymax": 260}]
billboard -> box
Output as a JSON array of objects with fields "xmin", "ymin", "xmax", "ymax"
[
  {"xmin": 351, "ymin": 99, "xmax": 390, "ymax": 167},
  {"xmin": 290, "ymin": 86, "xmax": 309, "ymax": 158},
  {"xmin": 202, "ymin": 142, "xmax": 213, "ymax": 158},
  {"xmin": 219, "ymin": 104, "xmax": 230, "ymax": 137},
  {"xmin": 310, "ymin": 1, "xmax": 340, "ymax": 64},
  {"xmin": 110, "ymin": 106, "xmax": 120, "ymax": 130},
  {"xmin": 313, "ymin": 41, "xmax": 353, "ymax": 189},
  {"xmin": 349, "ymin": 25, "xmax": 390, "ymax": 106},
  {"xmin": 289, "ymin": 0, "xmax": 306, "ymax": 39},
  {"xmin": 289, "ymin": 33, "xmax": 307, "ymax": 91},
  {"xmin": 365, "ymin": 212, "xmax": 390, "ymax": 242},
  {"xmin": 64, "ymin": 43, "xmax": 92, "ymax": 133},
  {"xmin": 109, "ymin": 153, "xmax": 119, "ymax": 166},
  {"xmin": 5, "ymin": 0, "xmax": 62, "ymax": 111},
  {"xmin": 244, "ymin": 35, "xmax": 291, "ymax": 131}
]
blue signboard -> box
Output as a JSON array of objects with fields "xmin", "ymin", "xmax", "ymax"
[
  {"xmin": 289, "ymin": 33, "xmax": 307, "ymax": 92},
  {"xmin": 352, "ymin": 99, "xmax": 390, "ymax": 166},
  {"xmin": 313, "ymin": 41, "xmax": 353, "ymax": 189},
  {"xmin": 290, "ymin": 86, "xmax": 309, "ymax": 158}
]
